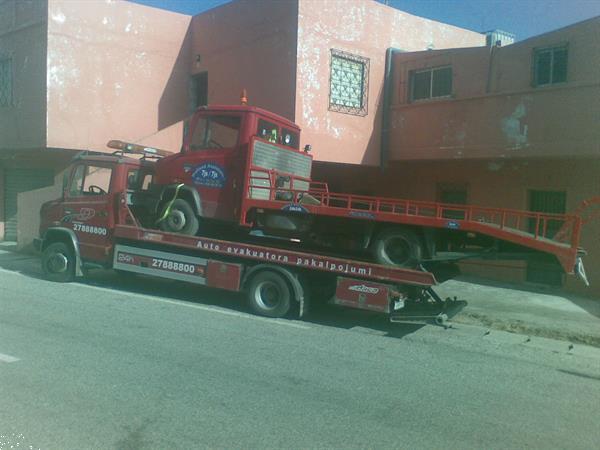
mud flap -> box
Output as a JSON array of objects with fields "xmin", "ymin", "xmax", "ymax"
[
  {"xmin": 575, "ymin": 257, "xmax": 589, "ymax": 286},
  {"xmin": 389, "ymin": 289, "xmax": 467, "ymax": 328}
]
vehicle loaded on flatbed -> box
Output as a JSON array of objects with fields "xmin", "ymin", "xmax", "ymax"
[{"xmin": 106, "ymin": 99, "xmax": 594, "ymax": 280}]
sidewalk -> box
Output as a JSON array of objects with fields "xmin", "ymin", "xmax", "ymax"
[{"xmin": 437, "ymin": 276, "xmax": 600, "ymax": 347}]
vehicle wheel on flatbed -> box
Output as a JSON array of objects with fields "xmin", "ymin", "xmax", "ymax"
[
  {"xmin": 247, "ymin": 271, "xmax": 292, "ymax": 318},
  {"xmin": 159, "ymin": 199, "xmax": 199, "ymax": 236},
  {"xmin": 42, "ymin": 242, "xmax": 75, "ymax": 282},
  {"xmin": 372, "ymin": 228, "xmax": 422, "ymax": 268}
]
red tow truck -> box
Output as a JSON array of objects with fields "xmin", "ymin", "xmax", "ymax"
[
  {"xmin": 35, "ymin": 151, "xmax": 461, "ymax": 324},
  {"xmin": 35, "ymin": 102, "xmax": 595, "ymax": 322}
]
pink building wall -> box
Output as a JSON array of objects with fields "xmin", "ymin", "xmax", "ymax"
[
  {"xmin": 0, "ymin": 0, "xmax": 47, "ymax": 150},
  {"xmin": 294, "ymin": 0, "xmax": 485, "ymax": 165},
  {"xmin": 46, "ymin": 0, "xmax": 192, "ymax": 153},
  {"xmin": 388, "ymin": 17, "xmax": 600, "ymax": 161},
  {"xmin": 189, "ymin": 0, "xmax": 298, "ymax": 122}
]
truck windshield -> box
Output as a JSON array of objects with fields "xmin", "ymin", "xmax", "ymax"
[{"xmin": 190, "ymin": 115, "xmax": 240, "ymax": 150}]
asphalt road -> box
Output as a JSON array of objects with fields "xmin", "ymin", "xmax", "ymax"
[{"xmin": 1, "ymin": 252, "xmax": 600, "ymax": 449}]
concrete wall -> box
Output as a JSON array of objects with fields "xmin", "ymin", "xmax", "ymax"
[
  {"xmin": 16, "ymin": 170, "xmax": 63, "ymax": 251},
  {"xmin": 295, "ymin": 0, "xmax": 485, "ymax": 166},
  {"xmin": 389, "ymin": 17, "xmax": 600, "ymax": 161},
  {"xmin": 189, "ymin": 0, "xmax": 298, "ymax": 121},
  {"xmin": 0, "ymin": 0, "xmax": 48, "ymax": 150},
  {"xmin": 3, "ymin": 149, "xmax": 73, "ymax": 246},
  {"xmin": 46, "ymin": 0, "xmax": 192, "ymax": 153}
]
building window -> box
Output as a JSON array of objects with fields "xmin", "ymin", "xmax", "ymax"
[
  {"xmin": 329, "ymin": 49, "xmax": 369, "ymax": 116},
  {"xmin": 0, "ymin": 57, "xmax": 12, "ymax": 107},
  {"xmin": 437, "ymin": 183, "xmax": 468, "ymax": 219},
  {"xmin": 533, "ymin": 45, "xmax": 568, "ymax": 86},
  {"xmin": 410, "ymin": 66, "xmax": 452, "ymax": 101},
  {"xmin": 526, "ymin": 189, "xmax": 567, "ymax": 286},
  {"xmin": 528, "ymin": 190, "xmax": 566, "ymax": 238}
]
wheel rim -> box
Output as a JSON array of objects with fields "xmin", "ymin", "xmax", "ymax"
[
  {"xmin": 383, "ymin": 237, "xmax": 412, "ymax": 266},
  {"xmin": 254, "ymin": 281, "xmax": 281, "ymax": 310},
  {"xmin": 166, "ymin": 209, "xmax": 186, "ymax": 232},
  {"xmin": 47, "ymin": 253, "xmax": 68, "ymax": 273}
]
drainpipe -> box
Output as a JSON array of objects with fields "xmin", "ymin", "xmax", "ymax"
[
  {"xmin": 381, "ymin": 47, "xmax": 404, "ymax": 171},
  {"xmin": 485, "ymin": 40, "xmax": 501, "ymax": 93}
]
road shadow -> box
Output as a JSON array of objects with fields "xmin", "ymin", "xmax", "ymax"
[
  {"xmin": 0, "ymin": 248, "xmax": 439, "ymax": 341},
  {"xmin": 305, "ymin": 302, "xmax": 426, "ymax": 339},
  {"xmin": 84, "ymin": 269, "xmax": 428, "ymax": 340},
  {"xmin": 0, "ymin": 248, "xmax": 48, "ymax": 280}
]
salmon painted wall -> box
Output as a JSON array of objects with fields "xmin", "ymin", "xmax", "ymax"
[
  {"xmin": 190, "ymin": 0, "xmax": 298, "ymax": 121},
  {"xmin": 389, "ymin": 17, "xmax": 600, "ymax": 161},
  {"xmin": 46, "ymin": 0, "xmax": 192, "ymax": 153},
  {"xmin": 295, "ymin": 0, "xmax": 485, "ymax": 166},
  {"xmin": 0, "ymin": 0, "xmax": 47, "ymax": 150}
]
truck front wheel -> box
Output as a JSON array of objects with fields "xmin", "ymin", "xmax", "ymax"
[
  {"xmin": 247, "ymin": 271, "xmax": 292, "ymax": 318},
  {"xmin": 159, "ymin": 199, "xmax": 199, "ymax": 236},
  {"xmin": 372, "ymin": 228, "xmax": 422, "ymax": 268},
  {"xmin": 42, "ymin": 242, "xmax": 76, "ymax": 282}
]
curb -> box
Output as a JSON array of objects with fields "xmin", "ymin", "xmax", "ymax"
[{"xmin": 452, "ymin": 311, "xmax": 600, "ymax": 348}]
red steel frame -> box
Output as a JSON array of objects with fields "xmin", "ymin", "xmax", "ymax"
[
  {"xmin": 113, "ymin": 224, "xmax": 437, "ymax": 287},
  {"xmin": 239, "ymin": 138, "xmax": 583, "ymax": 274}
]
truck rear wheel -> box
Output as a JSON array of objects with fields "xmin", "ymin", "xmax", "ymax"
[
  {"xmin": 159, "ymin": 199, "xmax": 199, "ymax": 236},
  {"xmin": 372, "ymin": 228, "xmax": 422, "ymax": 268},
  {"xmin": 247, "ymin": 271, "xmax": 292, "ymax": 318},
  {"xmin": 42, "ymin": 242, "xmax": 76, "ymax": 282}
]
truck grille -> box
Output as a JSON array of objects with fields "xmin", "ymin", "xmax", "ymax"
[{"xmin": 250, "ymin": 140, "xmax": 312, "ymax": 200}]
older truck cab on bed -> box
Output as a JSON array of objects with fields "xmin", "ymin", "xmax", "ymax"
[{"xmin": 109, "ymin": 103, "xmax": 589, "ymax": 280}]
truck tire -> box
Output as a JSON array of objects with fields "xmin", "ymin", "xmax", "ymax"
[
  {"xmin": 159, "ymin": 199, "xmax": 199, "ymax": 236},
  {"xmin": 247, "ymin": 271, "xmax": 292, "ymax": 318},
  {"xmin": 372, "ymin": 228, "xmax": 422, "ymax": 268},
  {"xmin": 41, "ymin": 242, "xmax": 76, "ymax": 282}
]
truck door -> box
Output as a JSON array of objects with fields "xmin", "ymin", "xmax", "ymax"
[
  {"xmin": 61, "ymin": 162, "xmax": 115, "ymax": 262},
  {"xmin": 181, "ymin": 114, "xmax": 243, "ymax": 221}
]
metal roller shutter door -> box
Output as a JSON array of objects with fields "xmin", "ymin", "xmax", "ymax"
[{"xmin": 4, "ymin": 169, "xmax": 55, "ymax": 241}]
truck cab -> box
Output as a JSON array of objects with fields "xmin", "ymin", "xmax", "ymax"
[
  {"xmin": 153, "ymin": 105, "xmax": 305, "ymax": 234},
  {"xmin": 38, "ymin": 155, "xmax": 156, "ymax": 269}
]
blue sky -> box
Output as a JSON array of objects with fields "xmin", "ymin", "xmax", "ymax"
[{"xmin": 131, "ymin": 0, "xmax": 600, "ymax": 41}]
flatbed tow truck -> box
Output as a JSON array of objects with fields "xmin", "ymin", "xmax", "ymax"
[{"xmin": 35, "ymin": 152, "xmax": 466, "ymax": 326}]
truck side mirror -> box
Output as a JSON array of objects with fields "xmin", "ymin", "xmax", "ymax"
[{"xmin": 304, "ymin": 144, "xmax": 311, "ymax": 153}]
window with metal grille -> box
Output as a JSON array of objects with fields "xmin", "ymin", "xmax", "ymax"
[
  {"xmin": 0, "ymin": 57, "xmax": 12, "ymax": 107},
  {"xmin": 329, "ymin": 49, "xmax": 369, "ymax": 116},
  {"xmin": 410, "ymin": 66, "xmax": 452, "ymax": 101},
  {"xmin": 533, "ymin": 45, "xmax": 568, "ymax": 86}
]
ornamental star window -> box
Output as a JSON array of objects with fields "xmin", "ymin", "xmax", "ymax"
[{"xmin": 329, "ymin": 49, "xmax": 369, "ymax": 116}]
